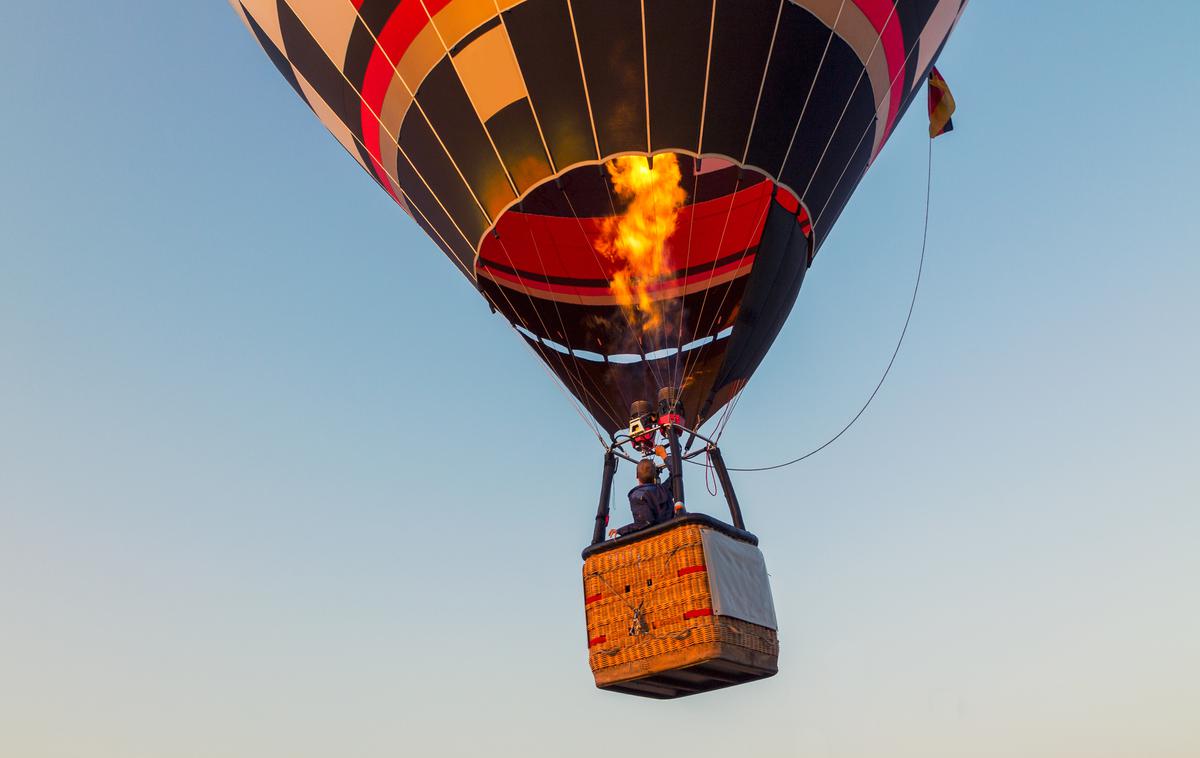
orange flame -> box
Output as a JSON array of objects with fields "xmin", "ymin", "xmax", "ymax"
[{"xmin": 599, "ymin": 154, "xmax": 687, "ymax": 334}]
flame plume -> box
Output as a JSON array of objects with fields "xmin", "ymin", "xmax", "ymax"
[{"xmin": 599, "ymin": 154, "xmax": 687, "ymax": 335}]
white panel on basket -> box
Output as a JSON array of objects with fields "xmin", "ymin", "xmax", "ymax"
[{"xmin": 700, "ymin": 529, "xmax": 778, "ymax": 631}]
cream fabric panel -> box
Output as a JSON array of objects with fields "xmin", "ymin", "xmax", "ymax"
[
  {"xmin": 453, "ymin": 25, "xmax": 526, "ymax": 122},
  {"xmin": 915, "ymin": 0, "xmax": 964, "ymax": 83}
]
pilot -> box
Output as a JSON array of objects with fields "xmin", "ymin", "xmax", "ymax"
[{"xmin": 608, "ymin": 457, "xmax": 676, "ymax": 538}]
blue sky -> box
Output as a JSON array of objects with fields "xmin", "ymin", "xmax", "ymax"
[{"xmin": 1, "ymin": 2, "xmax": 1197, "ymax": 756}]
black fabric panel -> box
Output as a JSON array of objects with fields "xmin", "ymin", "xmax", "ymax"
[
  {"xmin": 714, "ymin": 202, "xmax": 807, "ymax": 393},
  {"xmin": 896, "ymin": 0, "xmax": 940, "ymax": 97},
  {"xmin": 274, "ymin": 2, "xmax": 381, "ymax": 174},
  {"xmin": 243, "ymin": 5, "xmax": 306, "ymax": 103},
  {"xmin": 518, "ymin": 162, "xmax": 611, "ymax": 218},
  {"xmin": 354, "ymin": 0, "xmax": 403, "ymax": 36},
  {"xmin": 343, "ymin": 16, "xmax": 379, "ymax": 92},
  {"xmin": 405, "ymin": 192, "xmax": 472, "ymax": 272},
  {"xmin": 486, "ymin": 99, "xmax": 553, "ymax": 195},
  {"xmin": 802, "ymin": 76, "xmax": 876, "ymax": 225},
  {"xmin": 276, "ymin": 1, "xmax": 359, "ymax": 127},
  {"xmin": 571, "ymin": 0, "xmax": 648, "ymax": 156},
  {"xmin": 777, "ymin": 34, "xmax": 863, "ymax": 201},
  {"xmin": 391, "ymin": 147, "xmax": 477, "ymax": 269},
  {"xmin": 398, "ymin": 111, "xmax": 489, "ymax": 248},
  {"xmin": 691, "ymin": 165, "xmax": 761, "ymax": 205},
  {"xmin": 508, "ymin": 155, "xmax": 757, "ymax": 219},
  {"xmin": 808, "ymin": 150, "xmax": 866, "ymax": 254},
  {"xmin": 476, "ymin": 278, "xmax": 744, "ymax": 433},
  {"xmin": 701, "ymin": 0, "xmax": 780, "ymax": 161},
  {"xmin": 644, "ymin": 0, "xmax": 710, "ymax": 152},
  {"xmin": 743, "ymin": 3, "xmax": 829, "ymax": 174},
  {"xmin": 503, "ymin": 0, "xmax": 598, "ymax": 168},
  {"xmin": 415, "ymin": 58, "xmax": 515, "ymax": 220},
  {"xmin": 337, "ymin": 18, "xmax": 382, "ymax": 173}
]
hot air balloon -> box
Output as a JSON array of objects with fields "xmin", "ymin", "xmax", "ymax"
[{"xmin": 231, "ymin": 0, "xmax": 969, "ymax": 698}]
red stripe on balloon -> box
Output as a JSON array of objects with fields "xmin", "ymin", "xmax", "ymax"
[
  {"xmin": 359, "ymin": 1, "xmax": 454, "ymax": 188},
  {"xmin": 478, "ymin": 182, "xmax": 773, "ymax": 282},
  {"xmin": 479, "ymin": 252, "xmax": 757, "ymax": 301},
  {"xmin": 853, "ymin": 0, "xmax": 907, "ymax": 140}
]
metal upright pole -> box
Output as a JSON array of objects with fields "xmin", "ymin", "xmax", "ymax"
[
  {"xmin": 667, "ymin": 428, "xmax": 685, "ymax": 514},
  {"xmin": 708, "ymin": 446, "xmax": 745, "ymax": 530},
  {"xmin": 591, "ymin": 450, "xmax": 618, "ymax": 545}
]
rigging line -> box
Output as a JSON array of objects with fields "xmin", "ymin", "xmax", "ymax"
[
  {"xmin": 518, "ymin": 211, "xmax": 627, "ymax": 427},
  {"xmin": 565, "ymin": 0, "xmax": 603, "ymax": 160},
  {"xmin": 490, "ymin": 231, "xmax": 621, "ymax": 433},
  {"xmin": 695, "ymin": 0, "xmax": 717, "ymax": 153},
  {"xmin": 679, "ymin": 174, "xmax": 773, "ymax": 393},
  {"xmin": 777, "ymin": 0, "xmax": 849, "ymax": 176},
  {"xmin": 482, "ymin": 260, "xmax": 611, "ymax": 441},
  {"xmin": 556, "ymin": 182, "xmax": 672, "ymax": 397},
  {"xmin": 708, "ymin": 383, "xmax": 739, "ymax": 442},
  {"xmin": 303, "ymin": 75, "xmax": 483, "ymax": 287},
  {"xmin": 710, "ymin": 203, "xmax": 807, "ymax": 443},
  {"xmin": 640, "ymin": 0, "xmax": 651, "ymax": 153},
  {"xmin": 403, "ymin": 193, "xmax": 609, "ymax": 448},
  {"xmin": 495, "ymin": 302, "xmax": 608, "ymax": 447},
  {"xmin": 798, "ymin": 0, "xmax": 952, "ymax": 221},
  {"xmin": 338, "ymin": 118, "xmax": 474, "ymax": 280},
  {"xmin": 424, "ymin": 1, "xmax": 612, "ymax": 433},
  {"xmin": 491, "ymin": 0, "xmax": 559, "ymax": 174},
  {"xmin": 418, "ymin": 0, "xmax": 519, "ymax": 199},
  {"xmin": 810, "ymin": 9, "xmax": 946, "ymax": 234},
  {"xmin": 701, "ymin": 8, "xmax": 946, "ymax": 430},
  {"xmin": 299, "ymin": 2, "xmax": 599, "ymax": 440},
  {"xmin": 599, "ymin": 157, "xmax": 675, "ymax": 406},
  {"xmin": 714, "ymin": 374, "xmax": 747, "ymax": 442},
  {"xmin": 575, "ymin": 160, "xmax": 668, "ymax": 395},
  {"xmin": 680, "ymin": 0, "xmax": 717, "ymax": 395},
  {"xmin": 512, "ymin": 211, "xmax": 629, "ymax": 430},
  {"xmin": 672, "ymin": 159, "xmax": 704, "ymax": 394},
  {"xmin": 277, "ymin": 1, "xmax": 483, "ymax": 267},
  {"xmin": 740, "ymin": 0, "xmax": 787, "ymax": 166},
  {"xmin": 678, "ymin": 15, "xmax": 853, "ymax": 411},
  {"xmin": 558, "ymin": 185, "xmax": 658, "ymax": 421},
  {"xmin": 338, "ymin": 0, "xmax": 499, "ymax": 230},
  {"xmin": 716, "ymin": 136, "xmax": 935, "ymax": 473},
  {"xmin": 797, "ymin": 6, "xmax": 897, "ymax": 203},
  {"xmin": 676, "ymin": 170, "xmax": 748, "ymax": 386},
  {"xmin": 680, "ymin": 0, "xmax": 845, "ymax": 394},
  {"xmin": 680, "ymin": 173, "xmax": 778, "ymax": 398}
]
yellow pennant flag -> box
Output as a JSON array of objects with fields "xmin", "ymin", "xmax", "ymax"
[{"xmin": 928, "ymin": 67, "xmax": 956, "ymax": 138}]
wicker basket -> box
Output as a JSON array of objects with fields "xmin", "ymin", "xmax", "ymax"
[{"xmin": 582, "ymin": 516, "xmax": 779, "ymax": 699}]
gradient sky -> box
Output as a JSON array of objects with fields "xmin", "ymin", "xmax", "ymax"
[{"xmin": 2, "ymin": 2, "xmax": 1198, "ymax": 757}]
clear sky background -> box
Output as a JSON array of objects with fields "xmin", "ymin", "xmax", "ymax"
[{"xmin": 2, "ymin": 2, "xmax": 1197, "ymax": 757}]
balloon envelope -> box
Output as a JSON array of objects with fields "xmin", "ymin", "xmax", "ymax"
[{"xmin": 231, "ymin": 0, "xmax": 968, "ymax": 432}]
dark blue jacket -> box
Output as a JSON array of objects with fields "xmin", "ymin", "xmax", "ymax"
[{"xmin": 615, "ymin": 473, "xmax": 675, "ymax": 536}]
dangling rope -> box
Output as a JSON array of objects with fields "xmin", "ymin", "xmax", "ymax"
[{"xmin": 718, "ymin": 136, "xmax": 936, "ymax": 473}]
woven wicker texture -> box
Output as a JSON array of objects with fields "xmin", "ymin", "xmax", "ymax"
[{"xmin": 583, "ymin": 523, "xmax": 778, "ymax": 677}]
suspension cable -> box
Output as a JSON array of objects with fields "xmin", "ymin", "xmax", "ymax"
[{"xmin": 715, "ymin": 136, "xmax": 936, "ymax": 473}]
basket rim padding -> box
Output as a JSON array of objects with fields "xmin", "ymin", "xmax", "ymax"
[{"xmin": 581, "ymin": 513, "xmax": 758, "ymax": 560}]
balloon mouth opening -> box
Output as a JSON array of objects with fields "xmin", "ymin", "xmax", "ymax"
[
  {"xmin": 512, "ymin": 321, "xmax": 735, "ymax": 365},
  {"xmin": 474, "ymin": 151, "xmax": 812, "ymax": 432},
  {"xmin": 478, "ymin": 150, "xmax": 811, "ymax": 359}
]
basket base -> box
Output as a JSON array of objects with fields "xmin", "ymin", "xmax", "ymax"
[{"xmin": 594, "ymin": 640, "xmax": 778, "ymax": 699}]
